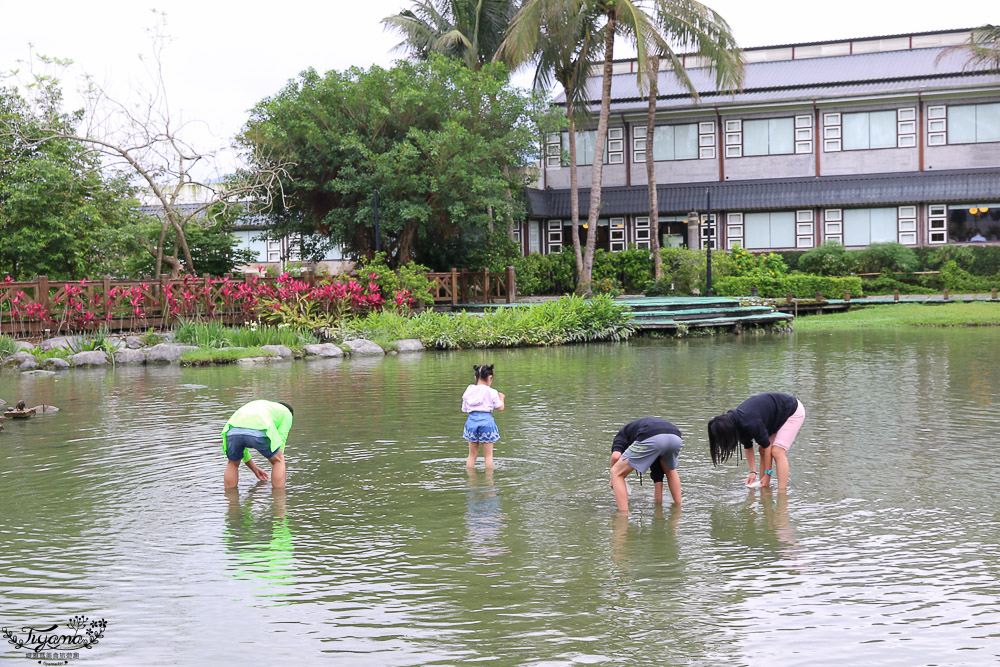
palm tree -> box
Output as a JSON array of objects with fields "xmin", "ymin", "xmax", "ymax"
[
  {"xmin": 644, "ymin": 1, "xmax": 742, "ymax": 278},
  {"xmin": 936, "ymin": 25, "xmax": 1000, "ymax": 72},
  {"xmin": 384, "ymin": 0, "xmax": 519, "ymax": 71},
  {"xmin": 498, "ymin": 1, "xmax": 603, "ymax": 283},
  {"xmin": 579, "ymin": 0, "xmax": 662, "ymax": 293}
]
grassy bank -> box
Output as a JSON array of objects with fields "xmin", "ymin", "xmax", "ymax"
[
  {"xmin": 336, "ymin": 295, "xmax": 634, "ymax": 349},
  {"xmin": 179, "ymin": 346, "xmax": 281, "ymax": 365},
  {"xmin": 794, "ymin": 302, "xmax": 1000, "ymax": 331}
]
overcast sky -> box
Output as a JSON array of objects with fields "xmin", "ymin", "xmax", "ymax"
[{"xmin": 1, "ymin": 0, "xmax": 993, "ymax": 176}]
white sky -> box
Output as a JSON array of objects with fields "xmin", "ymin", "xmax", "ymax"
[{"xmin": 0, "ymin": 0, "xmax": 993, "ymax": 177}]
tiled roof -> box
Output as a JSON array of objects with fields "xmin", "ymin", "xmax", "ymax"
[
  {"xmin": 526, "ymin": 168, "xmax": 1000, "ymax": 218},
  {"xmin": 557, "ymin": 47, "xmax": 1000, "ymax": 111}
]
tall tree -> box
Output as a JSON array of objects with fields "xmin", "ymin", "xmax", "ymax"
[
  {"xmin": 384, "ymin": 0, "xmax": 519, "ymax": 71},
  {"xmin": 581, "ymin": 0, "xmax": 661, "ymax": 293},
  {"xmin": 0, "ymin": 86, "xmax": 145, "ymax": 280},
  {"xmin": 0, "ymin": 18, "xmax": 289, "ymax": 278},
  {"xmin": 498, "ymin": 0, "xmax": 604, "ymax": 284},
  {"xmin": 937, "ymin": 25, "xmax": 1000, "ymax": 72},
  {"xmin": 241, "ymin": 56, "xmax": 546, "ymax": 268},
  {"xmin": 645, "ymin": 0, "xmax": 742, "ymax": 278}
]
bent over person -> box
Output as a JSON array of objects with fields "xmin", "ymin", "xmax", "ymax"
[
  {"xmin": 610, "ymin": 417, "xmax": 683, "ymax": 512},
  {"xmin": 222, "ymin": 400, "xmax": 294, "ymax": 489}
]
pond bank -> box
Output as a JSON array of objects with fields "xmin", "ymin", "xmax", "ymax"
[{"xmin": 793, "ymin": 301, "xmax": 1000, "ymax": 330}]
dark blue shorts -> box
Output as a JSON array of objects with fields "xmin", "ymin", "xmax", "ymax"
[{"xmin": 225, "ymin": 430, "xmax": 280, "ymax": 461}]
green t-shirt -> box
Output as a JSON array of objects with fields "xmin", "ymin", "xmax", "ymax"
[{"xmin": 221, "ymin": 400, "xmax": 293, "ymax": 463}]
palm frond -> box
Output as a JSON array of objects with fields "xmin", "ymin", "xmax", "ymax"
[{"xmin": 936, "ymin": 25, "xmax": 1000, "ymax": 72}]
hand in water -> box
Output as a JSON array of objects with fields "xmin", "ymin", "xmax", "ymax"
[
  {"xmin": 254, "ymin": 467, "xmax": 269, "ymax": 482},
  {"xmin": 745, "ymin": 471, "xmax": 758, "ymax": 487}
]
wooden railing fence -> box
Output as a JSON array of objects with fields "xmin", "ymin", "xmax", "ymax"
[{"xmin": 426, "ymin": 267, "xmax": 516, "ymax": 305}]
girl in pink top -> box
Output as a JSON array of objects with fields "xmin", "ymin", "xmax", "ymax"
[{"xmin": 462, "ymin": 364, "xmax": 505, "ymax": 469}]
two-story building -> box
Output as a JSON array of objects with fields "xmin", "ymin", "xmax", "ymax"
[{"xmin": 519, "ymin": 28, "xmax": 1000, "ymax": 255}]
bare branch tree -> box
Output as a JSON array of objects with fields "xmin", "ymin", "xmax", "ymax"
[{"xmin": 1, "ymin": 14, "xmax": 292, "ymax": 277}]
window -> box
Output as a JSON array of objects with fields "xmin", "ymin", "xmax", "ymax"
[
  {"xmin": 561, "ymin": 128, "xmax": 625, "ymax": 166},
  {"xmin": 743, "ymin": 118, "xmax": 794, "ymax": 156},
  {"xmin": 948, "ymin": 103, "xmax": 1000, "ymax": 144},
  {"xmin": 651, "ymin": 123, "xmax": 699, "ymax": 160},
  {"xmin": 562, "ymin": 130, "xmax": 596, "ymax": 166},
  {"xmin": 842, "ymin": 110, "xmax": 897, "ymax": 150},
  {"xmin": 744, "ymin": 212, "xmax": 795, "ymax": 249},
  {"xmin": 843, "ymin": 208, "xmax": 897, "ymax": 246},
  {"xmin": 947, "ymin": 204, "xmax": 1000, "ymax": 242}
]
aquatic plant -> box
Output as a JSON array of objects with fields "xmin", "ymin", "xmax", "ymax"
[{"xmin": 334, "ymin": 294, "xmax": 634, "ymax": 349}]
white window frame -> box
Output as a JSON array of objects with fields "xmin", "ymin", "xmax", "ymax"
[{"xmin": 927, "ymin": 204, "xmax": 947, "ymax": 244}]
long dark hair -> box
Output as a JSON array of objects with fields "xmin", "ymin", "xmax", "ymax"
[
  {"xmin": 707, "ymin": 413, "xmax": 739, "ymax": 465},
  {"xmin": 473, "ymin": 364, "xmax": 494, "ymax": 383}
]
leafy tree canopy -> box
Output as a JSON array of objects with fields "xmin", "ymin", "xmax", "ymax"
[
  {"xmin": 0, "ymin": 85, "xmax": 146, "ymax": 280},
  {"xmin": 240, "ymin": 55, "xmax": 557, "ymax": 268}
]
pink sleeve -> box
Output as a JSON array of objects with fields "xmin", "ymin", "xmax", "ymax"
[
  {"xmin": 461, "ymin": 386, "xmax": 471, "ymax": 413},
  {"xmin": 492, "ymin": 388, "xmax": 503, "ymax": 409}
]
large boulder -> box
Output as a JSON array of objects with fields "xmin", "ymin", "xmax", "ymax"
[
  {"xmin": 125, "ymin": 336, "xmax": 144, "ymax": 349},
  {"xmin": 303, "ymin": 343, "xmax": 344, "ymax": 358},
  {"xmin": 14, "ymin": 341, "xmax": 36, "ymax": 352},
  {"xmin": 3, "ymin": 351, "xmax": 37, "ymax": 371},
  {"xmin": 394, "ymin": 339, "xmax": 425, "ymax": 353},
  {"xmin": 145, "ymin": 343, "xmax": 198, "ymax": 363},
  {"xmin": 260, "ymin": 344, "xmax": 293, "ymax": 359},
  {"xmin": 40, "ymin": 336, "xmax": 78, "ymax": 351},
  {"xmin": 114, "ymin": 348, "xmax": 147, "ymax": 365},
  {"xmin": 43, "ymin": 357, "xmax": 71, "ymax": 370},
  {"xmin": 71, "ymin": 351, "xmax": 110, "ymax": 367},
  {"xmin": 343, "ymin": 339, "xmax": 385, "ymax": 356}
]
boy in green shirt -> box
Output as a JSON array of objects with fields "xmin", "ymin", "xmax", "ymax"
[{"xmin": 222, "ymin": 400, "xmax": 293, "ymax": 488}]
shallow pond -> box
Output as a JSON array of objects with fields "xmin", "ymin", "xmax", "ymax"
[{"xmin": 1, "ymin": 328, "xmax": 999, "ymax": 665}]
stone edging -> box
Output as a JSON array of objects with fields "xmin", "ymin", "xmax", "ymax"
[{"xmin": 1, "ymin": 334, "xmax": 425, "ymax": 373}]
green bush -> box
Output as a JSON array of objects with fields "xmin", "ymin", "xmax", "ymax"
[
  {"xmin": 773, "ymin": 251, "xmax": 804, "ymax": 273},
  {"xmin": 853, "ymin": 242, "xmax": 918, "ymax": 274},
  {"xmin": 916, "ymin": 245, "xmax": 1000, "ymax": 276},
  {"xmin": 336, "ymin": 294, "xmax": 634, "ymax": 348},
  {"xmin": 356, "ymin": 253, "xmax": 435, "ymax": 307},
  {"xmin": 798, "ymin": 242, "xmax": 855, "ymax": 276},
  {"xmin": 658, "ymin": 247, "xmax": 736, "ymax": 295},
  {"xmin": 173, "ymin": 321, "xmax": 317, "ymax": 348},
  {"xmin": 939, "ymin": 261, "xmax": 1000, "ymax": 292},
  {"xmin": 860, "ymin": 273, "xmax": 929, "ymax": 295},
  {"xmin": 729, "ymin": 246, "xmax": 788, "ymax": 278},
  {"xmin": 513, "ymin": 250, "xmax": 576, "ymax": 296},
  {"xmin": 592, "ymin": 246, "xmax": 653, "ymax": 293},
  {"xmin": 715, "ymin": 275, "xmax": 863, "ymax": 298}
]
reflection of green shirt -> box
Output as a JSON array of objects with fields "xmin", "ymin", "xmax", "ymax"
[{"xmin": 221, "ymin": 401, "xmax": 293, "ymax": 463}]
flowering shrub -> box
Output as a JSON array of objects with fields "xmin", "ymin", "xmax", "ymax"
[
  {"xmin": 0, "ymin": 270, "xmax": 421, "ymax": 335},
  {"xmin": 730, "ymin": 246, "xmax": 788, "ymax": 279}
]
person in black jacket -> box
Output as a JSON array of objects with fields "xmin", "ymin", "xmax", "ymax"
[
  {"xmin": 610, "ymin": 417, "xmax": 683, "ymax": 512},
  {"xmin": 707, "ymin": 392, "xmax": 805, "ymax": 490}
]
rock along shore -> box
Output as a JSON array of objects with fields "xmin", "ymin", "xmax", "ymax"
[{"xmin": 2, "ymin": 334, "xmax": 426, "ymax": 373}]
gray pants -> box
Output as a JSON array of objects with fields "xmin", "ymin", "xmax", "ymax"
[{"xmin": 621, "ymin": 433, "xmax": 682, "ymax": 472}]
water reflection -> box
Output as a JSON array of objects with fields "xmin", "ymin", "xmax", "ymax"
[
  {"xmin": 2, "ymin": 329, "xmax": 1000, "ymax": 664},
  {"xmin": 223, "ymin": 485, "xmax": 294, "ymax": 588},
  {"xmin": 463, "ymin": 469, "xmax": 507, "ymax": 563}
]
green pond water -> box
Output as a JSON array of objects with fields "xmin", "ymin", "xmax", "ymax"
[{"xmin": 1, "ymin": 329, "xmax": 999, "ymax": 665}]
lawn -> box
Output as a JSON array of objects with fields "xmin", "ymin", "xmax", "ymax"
[{"xmin": 793, "ymin": 302, "xmax": 1000, "ymax": 330}]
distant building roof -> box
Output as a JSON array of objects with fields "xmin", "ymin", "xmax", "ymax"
[
  {"xmin": 556, "ymin": 38, "xmax": 1000, "ymax": 113},
  {"xmin": 526, "ymin": 168, "xmax": 1000, "ymax": 217}
]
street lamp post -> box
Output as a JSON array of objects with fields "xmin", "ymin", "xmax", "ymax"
[{"xmin": 705, "ymin": 189, "xmax": 713, "ymax": 297}]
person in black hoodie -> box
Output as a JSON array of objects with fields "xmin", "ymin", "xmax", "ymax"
[
  {"xmin": 610, "ymin": 417, "xmax": 683, "ymax": 512},
  {"xmin": 707, "ymin": 393, "xmax": 805, "ymax": 491}
]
